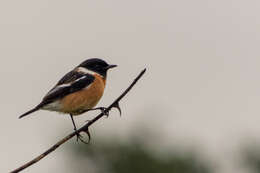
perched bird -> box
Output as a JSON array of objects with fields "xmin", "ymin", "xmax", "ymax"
[{"xmin": 19, "ymin": 58, "xmax": 117, "ymax": 141}]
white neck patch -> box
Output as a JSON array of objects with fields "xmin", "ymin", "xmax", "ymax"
[
  {"xmin": 76, "ymin": 67, "xmax": 104, "ymax": 78},
  {"xmin": 76, "ymin": 67, "xmax": 96, "ymax": 75}
]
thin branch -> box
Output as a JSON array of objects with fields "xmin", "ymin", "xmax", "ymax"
[{"xmin": 10, "ymin": 68, "xmax": 146, "ymax": 173}]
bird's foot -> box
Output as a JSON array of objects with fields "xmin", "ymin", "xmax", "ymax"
[
  {"xmin": 83, "ymin": 103, "xmax": 122, "ymax": 117},
  {"xmin": 97, "ymin": 107, "xmax": 109, "ymax": 117},
  {"xmin": 84, "ymin": 107, "xmax": 109, "ymax": 117},
  {"xmin": 94, "ymin": 104, "xmax": 122, "ymax": 117},
  {"xmin": 74, "ymin": 129, "xmax": 90, "ymax": 144}
]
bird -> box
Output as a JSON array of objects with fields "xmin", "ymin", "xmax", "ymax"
[{"xmin": 19, "ymin": 58, "xmax": 117, "ymax": 142}]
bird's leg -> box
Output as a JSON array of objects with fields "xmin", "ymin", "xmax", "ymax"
[
  {"xmin": 70, "ymin": 114, "xmax": 77, "ymax": 131},
  {"xmin": 70, "ymin": 114, "xmax": 89, "ymax": 144}
]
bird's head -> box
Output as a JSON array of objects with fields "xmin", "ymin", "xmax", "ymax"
[{"xmin": 77, "ymin": 58, "xmax": 117, "ymax": 77}]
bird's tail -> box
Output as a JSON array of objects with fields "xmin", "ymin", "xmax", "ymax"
[{"xmin": 19, "ymin": 107, "xmax": 40, "ymax": 119}]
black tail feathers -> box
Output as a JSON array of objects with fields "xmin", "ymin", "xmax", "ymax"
[{"xmin": 19, "ymin": 107, "xmax": 40, "ymax": 119}]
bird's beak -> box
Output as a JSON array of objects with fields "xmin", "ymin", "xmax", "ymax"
[{"xmin": 106, "ymin": 64, "xmax": 117, "ymax": 69}]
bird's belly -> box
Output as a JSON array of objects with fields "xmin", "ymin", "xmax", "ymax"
[
  {"xmin": 60, "ymin": 77, "xmax": 105, "ymax": 115},
  {"xmin": 42, "ymin": 100, "xmax": 62, "ymax": 112}
]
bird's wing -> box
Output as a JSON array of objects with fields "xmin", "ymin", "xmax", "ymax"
[
  {"xmin": 56, "ymin": 70, "xmax": 84, "ymax": 85},
  {"xmin": 39, "ymin": 71, "xmax": 95, "ymax": 107}
]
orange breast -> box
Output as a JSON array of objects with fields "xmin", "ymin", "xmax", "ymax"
[{"xmin": 60, "ymin": 74, "xmax": 106, "ymax": 115}]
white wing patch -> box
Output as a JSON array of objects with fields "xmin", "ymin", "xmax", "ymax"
[
  {"xmin": 74, "ymin": 75, "xmax": 87, "ymax": 82},
  {"xmin": 46, "ymin": 84, "xmax": 70, "ymax": 96},
  {"xmin": 46, "ymin": 76, "xmax": 87, "ymax": 96}
]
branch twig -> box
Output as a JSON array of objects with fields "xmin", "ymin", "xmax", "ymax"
[{"xmin": 10, "ymin": 68, "xmax": 146, "ymax": 173}]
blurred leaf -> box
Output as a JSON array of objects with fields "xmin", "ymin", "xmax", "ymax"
[
  {"xmin": 241, "ymin": 143, "xmax": 260, "ymax": 173},
  {"xmin": 70, "ymin": 137, "xmax": 212, "ymax": 173}
]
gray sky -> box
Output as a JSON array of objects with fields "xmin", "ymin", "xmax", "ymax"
[{"xmin": 2, "ymin": 0, "xmax": 260, "ymax": 172}]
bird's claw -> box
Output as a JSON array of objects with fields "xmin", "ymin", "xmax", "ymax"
[
  {"xmin": 99, "ymin": 107, "xmax": 109, "ymax": 117},
  {"xmin": 75, "ymin": 130, "xmax": 91, "ymax": 144}
]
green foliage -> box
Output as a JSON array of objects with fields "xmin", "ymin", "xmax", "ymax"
[
  {"xmin": 71, "ymin": 138, "xmax": 212, "ymax": 173},
  {"xmin": 241, "ymin": 145, "xmax": 260, "ymax": 173}
]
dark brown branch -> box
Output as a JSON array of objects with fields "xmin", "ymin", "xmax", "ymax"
[{"xmin": 10, "ymin": 68, "xmax": 146, "ymax": 173}]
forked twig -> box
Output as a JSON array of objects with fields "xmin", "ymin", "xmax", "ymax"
[{"xmin": 10, "ymin": 68, "xmax": 146, "ymax": 173}]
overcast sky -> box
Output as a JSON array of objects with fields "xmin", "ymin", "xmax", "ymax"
[{"xmin": 2, "ymin": 1, "xmax": 260, "ymax": 172}]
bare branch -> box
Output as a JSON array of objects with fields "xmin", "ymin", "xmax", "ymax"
[{"xmin": 10, "ymin": 68, "xmax": 146, "ymax": 173}]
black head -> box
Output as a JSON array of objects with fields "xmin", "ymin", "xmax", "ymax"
[{"xmin": 78, "ymin": 58, "xmax": 117, "ymax": 77}]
